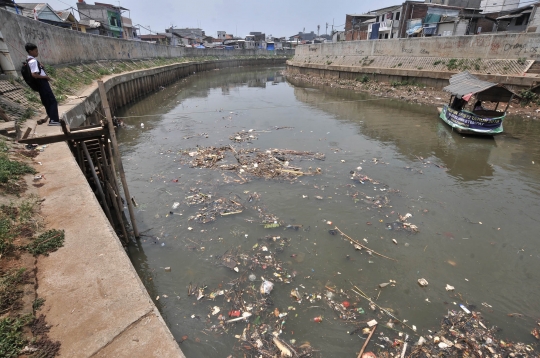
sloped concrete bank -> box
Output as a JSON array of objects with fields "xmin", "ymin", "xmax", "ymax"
[
  {"xmin": 287, "ymin": 34, "xmax": 540, "ymax": 90},
  {"xmin": 287, "ymin": 60, "xmax": 537, "ymax": 91},
  {"xmin": 32, "ymin": 57, "xmax": 286, "ymax": 357}
]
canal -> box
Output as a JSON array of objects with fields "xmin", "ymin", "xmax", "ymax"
[{"xmin": 116, "ymin": 66, "xmax": 540, "ymax": 357}]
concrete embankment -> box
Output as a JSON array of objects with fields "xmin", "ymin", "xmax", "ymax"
[
  {"xmin": 287, "ymin": 33, "xmax": 540, "ymax": 90},
  {"xmin": 25, "ymin": 57, "xmax": 287, "ymax": 357}
]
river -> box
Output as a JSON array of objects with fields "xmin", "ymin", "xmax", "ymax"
[{"xmin": 116, "ymin": 66, "xmax": 540, "ymax": 357}]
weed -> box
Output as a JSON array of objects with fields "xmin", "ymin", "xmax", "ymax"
[
  {"xmin": 0, "ymin": 269, "xmax": 30, "ymax": 312},
  {"xmin": 447, "ymin": 58, "xmax": 458, "ymax": 70},
  {"xmin": 26, "ymin": 229, "xmax": 65, "ymax": 256},
  {"xmin": 43, "ymin": 65, "xmax": 56, "ymax": 77},
  {"xmin": 357, "ymin": 75, "xmax": 370, "ymax": 83},
  {"xmin": 21, "ymin": 107, "xmax": 35, "ymax": 121},
  {"xmin": 517, "ymin": 57, "xmax": 527, "ymax": 66},
  {"xmin": 417, "ymin": 67, "xmax": 423, "ymax": 70},
  {"xmin": 25, "ymin": 90, "xmax": 40, "ymax": 103},
  {"xmin": 97, "ymin": 68, "xmax": 111, "ymax": 76},
  {"xmin": 397, "ymin": 63, "xmax": 402, "ymax": 67},
  {"xmin": 326, "ymin": 60, "xmax": 333, "ymax": 65},
  {"xmin": 0, "ymin": 315, "xmax": 32, "ymax": 358},
  {"xmin": 391, "ymin": 80, "xmax": 418, "ymax": 87},
  {"xmin": 33, "ymin": 297, "xmax": 45, "ymax": 311},
  {"xmin": 0, "ymin": 150, "xmax": 36, "ymax": 187},
  {"xmin": 519, "ymin": 89, "xmax": 537, "ymax": 106},
  {"xmin": 0, "ymin": 215, "xmax": 14, "ymax": 255}
]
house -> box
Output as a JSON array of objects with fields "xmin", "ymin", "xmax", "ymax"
[
  {"xmin": 165, "ymin": 28, "xmax": 205, "ymax": 43},
  {"xmin": 8, "ymin": 3, "xmax": 71, "ymax": 28},
  {"xmin": 496, "ymin": 3, "xmax": 540, "ymax": 33},
  {"xmin": 288, "ymin": 31, "xmax": 317, "ymax": 43},
  {"xmin": 139, "ymin": 34, "xmax": 170, "ymax": 45},
  {"xmin": 397, "ymin": 1, "xmax": 483, "ymax": 38},
  {"xmin": 76, "ymin": 1, "xmax": 127, "ymax": 38},
  {"xmin": 56, "ymin": 8, "xmax": 86, "ymax": 31},
  {"xmin": 249, "ymin": 32, "xmax": 266, "ymax": 48},
  {"xmin": 366, "ymin": 5, "xmax": 403, "ymax": 40},
  {"xmin": 217, "ymin": 31, "xmax": 226, "ymax": 40},
  {"xmin": 345, "ymin": 14, "xmax": 375, "ymax": 40},
  {"xmin": 333, "ymin": 31, "xmax": 346, "ymax": 42},
  {"xmin": 121, "ymin": 16, "xmax": 138, "ymax": 40},
  {"xmin": 244, "ymin": 35, "xmax": 256, "ymax": 49}
]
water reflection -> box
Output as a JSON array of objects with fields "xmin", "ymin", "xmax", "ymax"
[{"xmin": 289, "ymin": 78, "xmax": 505, "ymax": 182}]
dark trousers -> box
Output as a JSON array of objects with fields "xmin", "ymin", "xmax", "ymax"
[{"xmin": 37, "ymin": 79, "xmax": 60, "ymax": 122}]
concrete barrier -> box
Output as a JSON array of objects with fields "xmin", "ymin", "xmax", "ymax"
[
  {"xmin": 288, "ymin": 34, "xmax": 540, "ymax": 90},
  {"xmin": 0, "ymin": 9, "xmax": 293, "ymax": 69},
  {"xmin": 295, "ymin": 33, "xmax": 540, "ymax": 60}
]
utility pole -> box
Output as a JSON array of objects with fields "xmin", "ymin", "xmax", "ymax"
[
  {"xmin": 326, "ymin": 22, "xmax": 328, "ymax": 35},
  {"xmin": 317, "ymin": 24, "xmax": 320, "ymax": 36}
]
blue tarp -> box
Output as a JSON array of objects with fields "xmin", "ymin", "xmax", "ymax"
[
  {"xmin": 406, "ymin": 25, "xmax": 422, "ymax": 36},
  {"xmin": 370, "ymin": 22, "xmax": 380, "ymax": 40}
]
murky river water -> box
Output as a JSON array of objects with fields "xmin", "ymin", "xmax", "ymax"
[{"xmin": 116, "ymin": 66, "xmax": 540, "ymax": 357}]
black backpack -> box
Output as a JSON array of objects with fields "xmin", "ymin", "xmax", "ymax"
[{"xmin": 21, "ymin": 60, "xmax": 41, "ymax": 91}]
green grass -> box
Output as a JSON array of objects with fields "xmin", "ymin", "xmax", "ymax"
[
  {"xmin": 0, "ymin": 269, "xmax": 29, "ymax": 312},
  {"xmin": 0, "ymin": 315, "xmax": 32, "ymax": 358},
  {"xmin": 26, "ymin": 229, "xmax": 65, "ymax": 256},
  {"xmin": 0, "ymin": 149, "xmax": 36, "ymax": 185}
]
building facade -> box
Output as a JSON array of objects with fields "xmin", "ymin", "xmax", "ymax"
[{"xmin": 76, "ymin": 1, "xmax": 127, "ymax": 38}]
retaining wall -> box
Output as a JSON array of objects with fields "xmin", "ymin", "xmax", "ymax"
[
  {"xmin": 288, "ymin": 33, "xmax": 540, "ymax": 90},
  {"xmin": 295, "ymin": 33, "xmax": 540, "ymax": 59},
  {"xmin": 0, "ymin": 9, "xmax": 293, "ymax": 69},
  {"xmin": 67, "ymin": 57, "xmax": 287, "ymax": 127}
]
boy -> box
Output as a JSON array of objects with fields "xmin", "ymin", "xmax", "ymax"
[{"xmin": 25, "ymin": 43, "xmax": 60, "ymax": 126}]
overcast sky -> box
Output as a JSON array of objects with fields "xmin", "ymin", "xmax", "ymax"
[{"xmin": 43, "ymin": 0, "xmax": 528, "ymax": 38}]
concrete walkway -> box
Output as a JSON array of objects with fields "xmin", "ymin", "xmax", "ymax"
[{"xmin": 28, "ymin": 100, "xmax": 184, "ymax": 356}]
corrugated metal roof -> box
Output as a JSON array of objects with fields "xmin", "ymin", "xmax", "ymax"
[{"xmin": 443, "ymin": 71, "xmax": 496, "ymax": 96}]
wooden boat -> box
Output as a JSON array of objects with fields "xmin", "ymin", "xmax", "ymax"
[{"xmin": 438, "ymin": 71, "xmax": 516, "ymax": 136}]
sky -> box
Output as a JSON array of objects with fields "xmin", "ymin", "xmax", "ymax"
[{"xmin": 42, "ymin": 0, "xmax": 529, "ymax": 39}]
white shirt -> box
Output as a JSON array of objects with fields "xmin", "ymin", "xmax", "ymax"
[{"xmin": 27, "ymin": 56, "xmax": 46, "ymax": 76}]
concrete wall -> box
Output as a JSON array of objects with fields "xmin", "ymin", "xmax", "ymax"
[
  {"xmin": 0, "ymin": 9, "xmax": 293, "ymax": 70},
  {"xmin": 294, "ymin": 32, "xmax": 540, "ymax": 59},
  {"xmin": 67, "ymin": 57, "xmax": 287, "ymax": 127}
]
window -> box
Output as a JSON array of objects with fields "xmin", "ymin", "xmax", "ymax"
[
  {"xmin": 110, "ymin": 17, "xmax": 117, "ymax": 26},
  {"xmin": 376, "ymin": 16, "xmax": 379, "ymax": 22},
  {"xmin": 395, "ymin": 12, "xmax": 400, "ymax": 21},
  {"xmin": 515, "ymin": 14, "xmax": 529, "ymax": 26}
]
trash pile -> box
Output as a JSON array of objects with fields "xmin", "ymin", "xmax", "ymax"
[
  {"xmin": 182, "ymin": 147, "xmax": 324, "ymax": 182},
  {"xmin": 181, "ymin": 189, "xmax": 244, "ymax": 224},
  {"xmin": 230, "ymin": 129, "xmax": 258, "ymax": 142},
  {"xmin": 387, "ymin": 309, "xmax": 538, "ymax": 357}
]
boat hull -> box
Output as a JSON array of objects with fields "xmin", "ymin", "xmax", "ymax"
[{"xmin": 438, "ymin": 105, "xmax": 504, "ymax": 135}]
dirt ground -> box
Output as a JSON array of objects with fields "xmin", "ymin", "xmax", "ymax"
[
  {"xmin": 285, "ymin": 71, "xmax": 540, "ymax": 120},
  {"xmin": 0, "ymin": 141, "xmax": 61, "ymax": 358}
]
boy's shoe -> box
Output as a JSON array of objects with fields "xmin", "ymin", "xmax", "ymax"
[{"xmin": 48, "ymin": 121, "xmax": 61, "ymax": 126}]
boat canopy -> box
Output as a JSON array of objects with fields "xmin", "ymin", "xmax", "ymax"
[{"xmin": 443, "ymin": 71, "xmax": 515, "ymax": 102}]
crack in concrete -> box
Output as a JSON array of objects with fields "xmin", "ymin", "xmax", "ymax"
[{"xmin": 88, "ymin": 308, "xmax": 155, "ymax": 357}]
